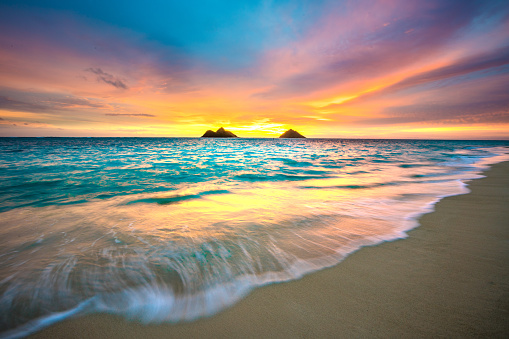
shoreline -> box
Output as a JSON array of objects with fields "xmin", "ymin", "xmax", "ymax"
[{"xmin": 30, "ymin": 161, "xmax": 509, "ymax": 338}]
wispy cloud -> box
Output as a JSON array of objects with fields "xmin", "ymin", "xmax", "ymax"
[
  {"xmin": 254, "ymin": 0, "xmax": 490, "ymax": 99},
  {"xmin": 0, "ymin": 96, "xmax": 48, "ymax": 113},
  {"xmin": 0, "ymin": 90, "xmax": 107, "ymax": 114},
  {"xmin": 105, "ymin": 113, "xmax": 155, "ymax": 117},
  {"xmin": 0, "ymin": 88, "xmax": 147, "ymax": 121},
  {"xmin": 85, "ymin": 68, "xmax": 128, "ymax": 89},
  {"xmin": 320, "ymin": 44, "xmax": 509, "ymax": 110},
  {"xmin": 366, "ymin": 45, "xmax": 509, "ymax": 100},
  {"xmin": 363, "ymin": 101, "xmax": 509, "ymax": 125}
]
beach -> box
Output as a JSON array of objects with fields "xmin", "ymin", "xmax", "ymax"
[{"xmin": 29, "ymin": 160, "xmax": 509, "ymax": 338}]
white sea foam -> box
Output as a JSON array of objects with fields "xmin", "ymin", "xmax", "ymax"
[{"xmin": 0, "ymin": 299, "xmax": 93, "ymax": 339}]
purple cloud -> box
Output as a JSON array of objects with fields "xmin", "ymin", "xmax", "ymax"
[
  {"xmin": 255, "ymin": 0, "xmax": 502, "ymax": 99},
  {"xmin": 0, "ymin": 90, "xmax": 106, "ymax": 113},
  {"xmin": 105, "ymin": 113, "xmax": 155, "ymax": 117},
  {"xmin": 85, "ymin": 68, "xmax": 128, "ymax": 89}
]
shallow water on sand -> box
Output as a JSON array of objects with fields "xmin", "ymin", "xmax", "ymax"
[{"xmin": 0, "ymin": 138, "xmax": 508, "ymax": 337}]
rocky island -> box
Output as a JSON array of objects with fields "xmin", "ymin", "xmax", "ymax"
[
  {"xmin": 201, "ymin": 127, "xmax": 238, "ymax": 138},
  {"xmin": 279, "ymin": 129, "xmax": 306, "ymax": 138}
]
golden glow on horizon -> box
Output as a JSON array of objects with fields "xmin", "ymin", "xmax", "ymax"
[{"xmin": 226, "ymin": 120, "xmax": 287, "ymax": 136}]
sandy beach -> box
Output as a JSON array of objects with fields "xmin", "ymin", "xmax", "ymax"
[{"xmin": 30, "ymin": 161, "xmax": 509, "ymax": 338}]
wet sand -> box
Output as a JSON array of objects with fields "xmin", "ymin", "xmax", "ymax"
[{"xmin": 31, "ymin": 161, "xmax": 509, "ymax": 338}]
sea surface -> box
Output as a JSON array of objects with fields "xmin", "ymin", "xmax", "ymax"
[{"xmin": 0, "ymin": 138, "xmax": 508, "ymax": 338}]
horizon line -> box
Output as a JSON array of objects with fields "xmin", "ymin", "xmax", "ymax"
[{"xmin": 1, "ymin": 136, "xmax": 508, "ymax": 141}]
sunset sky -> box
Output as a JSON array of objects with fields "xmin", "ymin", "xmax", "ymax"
[{"xmin": 1, "ymin": 0, "xmax": 508, "ymax": 138}]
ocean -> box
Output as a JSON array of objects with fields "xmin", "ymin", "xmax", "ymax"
[{"xmin": 0, "ymin": 138, "xmax": 508, "ymax": 338}]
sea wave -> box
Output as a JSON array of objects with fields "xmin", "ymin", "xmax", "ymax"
[{"xmin": 0, "ymin": 139, "xmax": 508, "ymax": 337}]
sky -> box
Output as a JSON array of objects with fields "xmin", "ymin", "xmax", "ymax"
[{"xmin": 0, "ymin": 0, "xmax": 508, "ymax": 139}]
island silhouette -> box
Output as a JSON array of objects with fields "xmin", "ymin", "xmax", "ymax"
[
  {"xmin": 279, "ymin": 129, "xmax": 306, "ymax": 138},
  {"xmin": 201, "ymin": 127, "xmax": 238, "ymax": 138},
  {"xmin": 200, "ymin": 127, "xmax": 305, "ymax": 138}
]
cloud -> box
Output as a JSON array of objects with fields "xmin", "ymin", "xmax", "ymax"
[
  {"xmin": 370, "ymin": 45, "xmax": 509, "ymax": 98},
  {"xmin": 0, "ymin": 90, "xmax": 107, "ymax": 114},
  {"xmin": 85, "ymin": 68, "xmax": 128, "ymax": 89},
  {"xmin": 254, "ymin": 0, "xmax": 495, "ymax": 99},
  {"xmin": 105, "ymin": 113, "xmax": 155, "ymax": 117},
  {"xmin": 361, "ymin": 101, "xmax": 509, "ymax": 125},
  {"xmin": 320, "ymin": 44, "xmax": 509, "ymax": 110},
  {"xmin": 355, "ymin": 73, "xmax": 509, "ymax": 126},
  {"xmin": 0, "ymin": 7, "xmax": 198, "ymax": 96},
  {"xmin": 0, "ymin": 88, "xmax": 143, "ymax": 119},
  {"xmin": 0, "ymin": 117, "xmax": 53, "ymax": 128},
  {"xmin": 0, "ymin": 96, "xmax": 49, "ymax": 113}
]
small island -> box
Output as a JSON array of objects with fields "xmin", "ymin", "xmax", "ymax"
[
  {"xmin": 201, "ymin": 127, "xmax": 238, "ymax": 138},
  {"xmin": 279, "ymin": 129, "xmax": 306, "ymax": 138}
]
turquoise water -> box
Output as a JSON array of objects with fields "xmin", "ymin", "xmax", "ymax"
[{"xmin": 0, "ymin": 138, "xmax": 508, "ymax": 337}]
